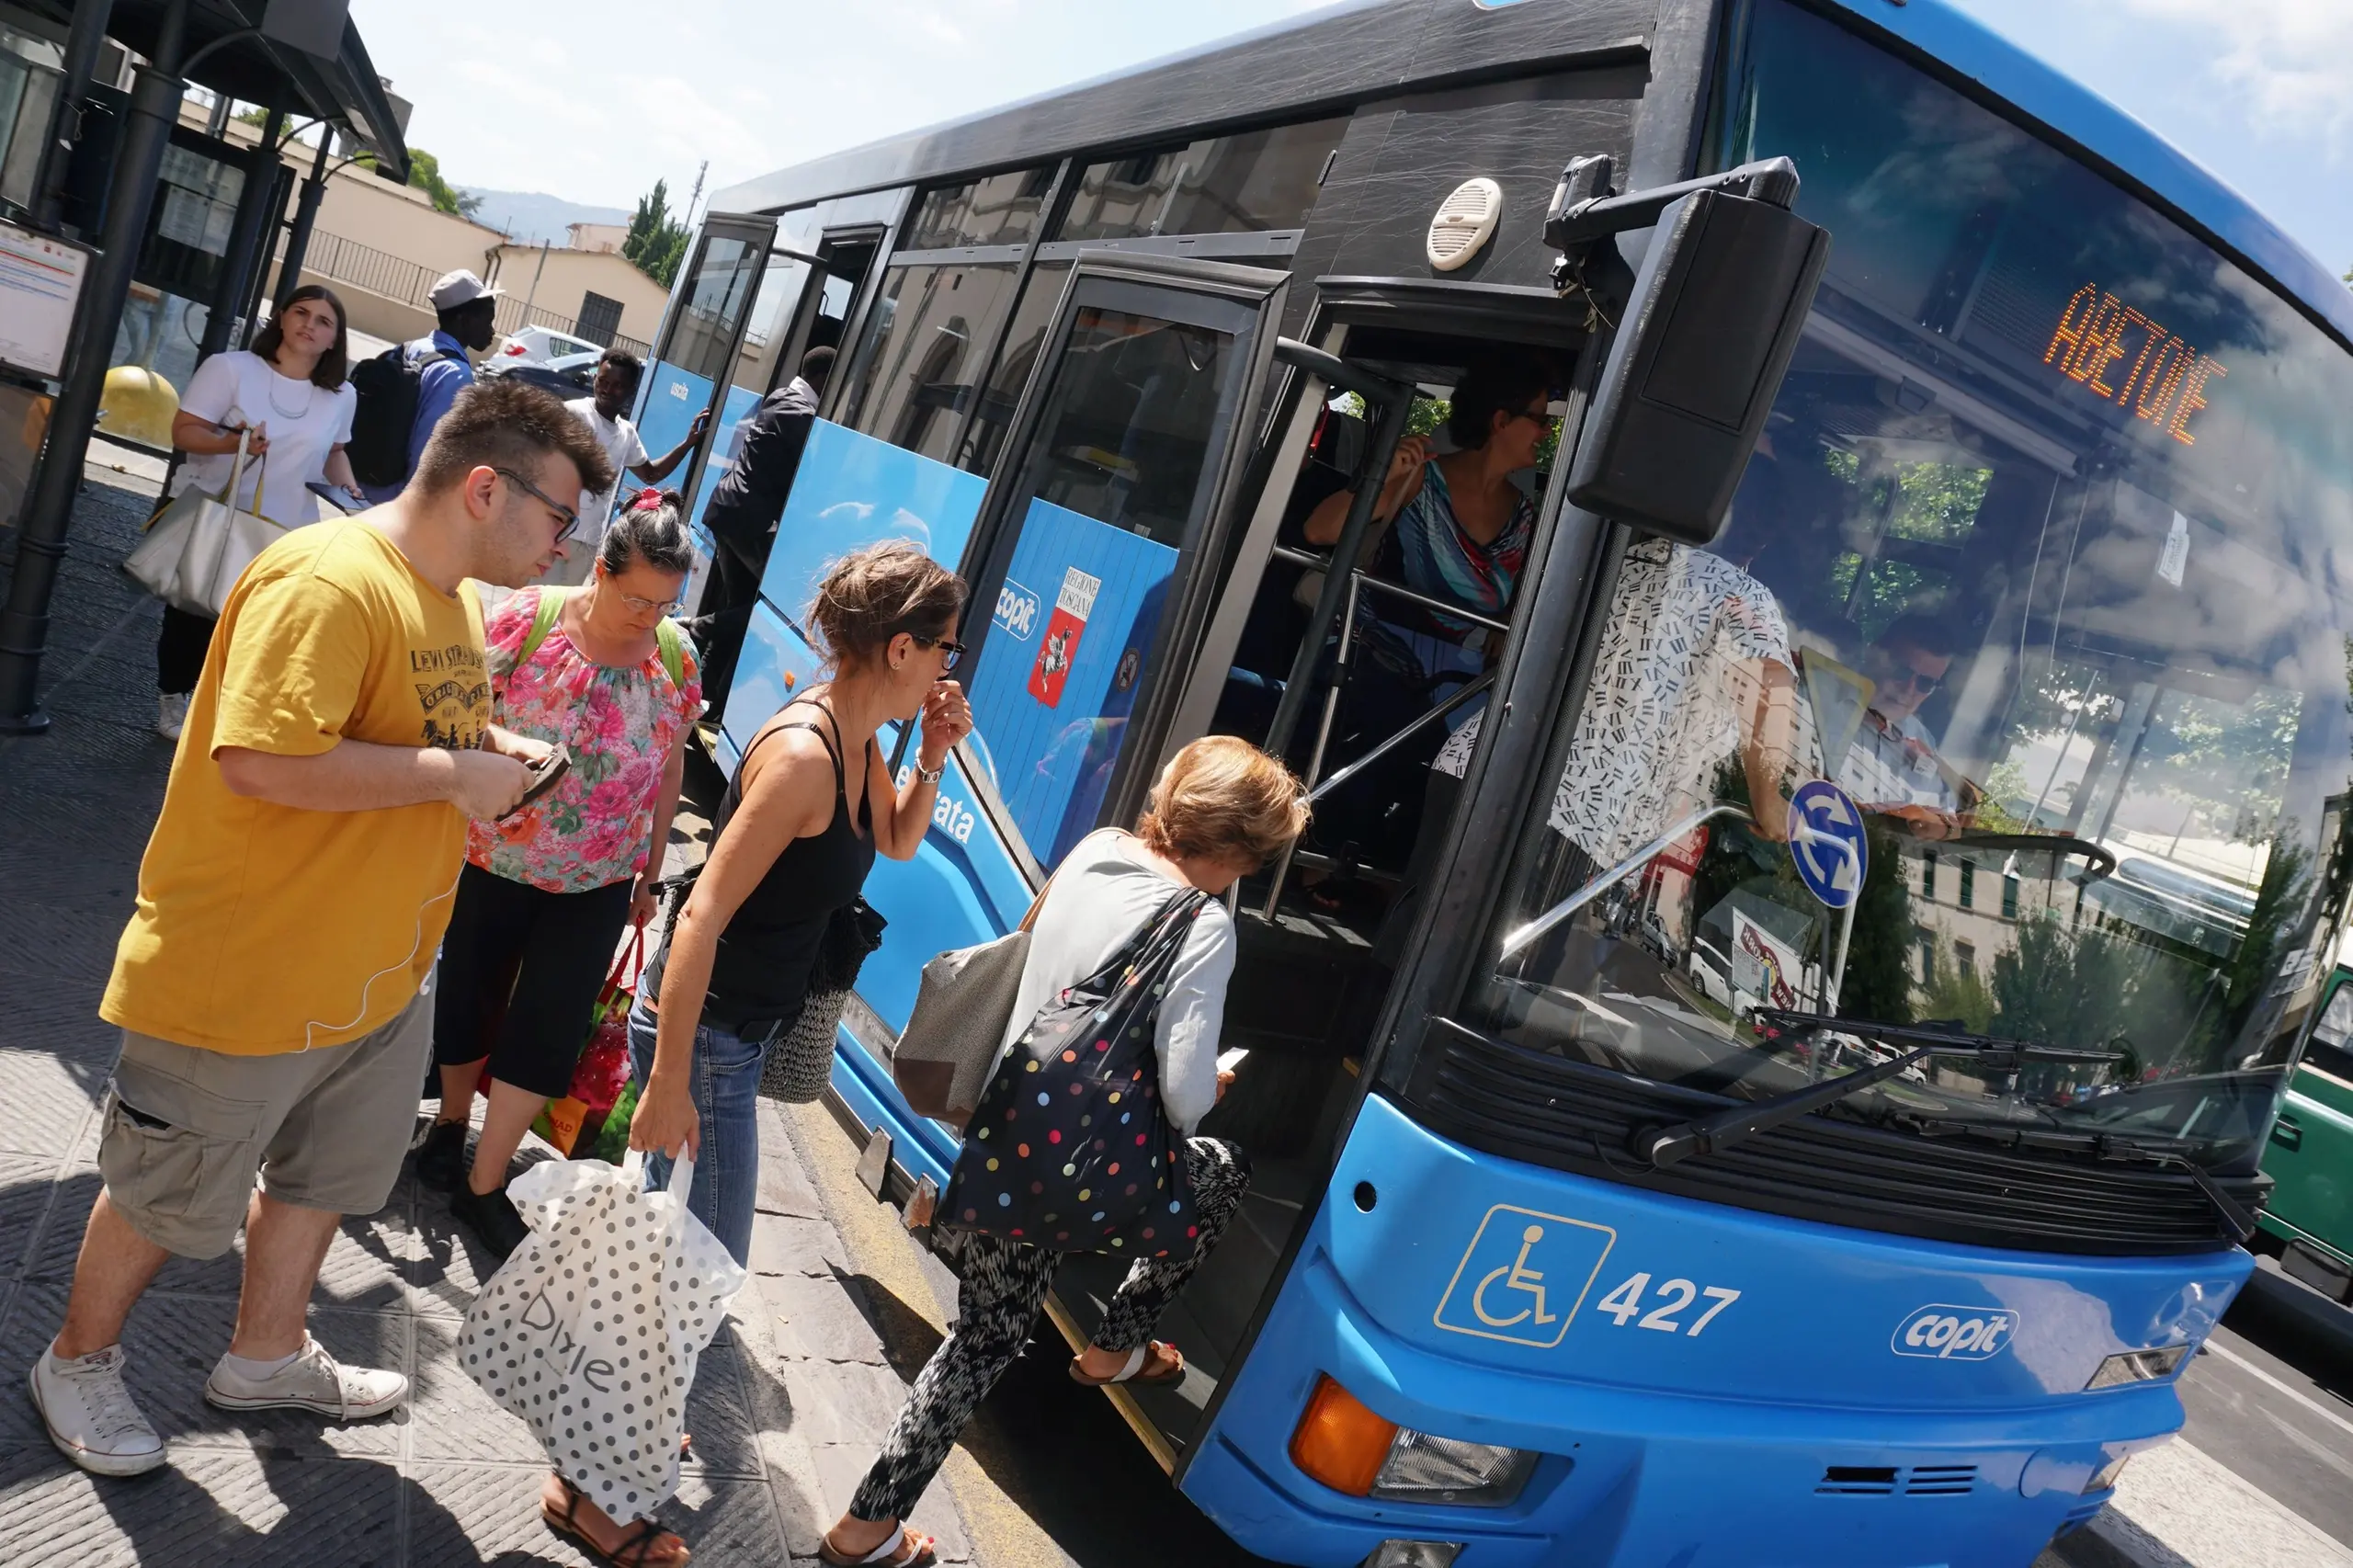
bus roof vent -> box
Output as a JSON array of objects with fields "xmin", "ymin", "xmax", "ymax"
[{"xmin": 1427, "ymin": 177, "xmax": 1503, "ymax": 272}]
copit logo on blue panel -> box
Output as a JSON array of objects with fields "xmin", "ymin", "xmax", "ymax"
[
  {"xmin": 994, "ymin": 577, "xmax": 1040, "ymax": 642},
  {"xmin": 1892, "ymin": 1303, "xmax": 2019, "ymax": 1361}
]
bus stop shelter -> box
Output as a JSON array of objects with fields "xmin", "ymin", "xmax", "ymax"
[{"xmin": 0, "ymin": 0, "xmax": 408, "ymax": 733}]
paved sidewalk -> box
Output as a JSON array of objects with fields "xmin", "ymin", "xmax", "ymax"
[{"xmin": 0, "ymin": 468, "xmax": 974, "ymax": 1565}]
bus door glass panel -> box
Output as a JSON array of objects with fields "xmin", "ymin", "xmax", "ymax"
[
  {"xmin": 683, "ymin": 248, "xmax": 813, "ymax": 532},
  {"xmin": 1466, "ymin": 0, "xmax": 2353, "ymax": 1177},
  {"xmin": 634, "ymin": 215, "xmax": 776, "ymax": 481},
  {"xmin": 959, "ymin": 258, "xmax": 1072, "ymax": 476},
  {"xmin": 838, "ymin": 262, "xmax": 1024, "ymax": 464},
  {"xmin": 962, "ymin": 272, "xmax": 1276, "ymax": 870}
]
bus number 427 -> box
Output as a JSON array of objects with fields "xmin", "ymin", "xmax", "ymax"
[{"xmin": 1594, "ymin": 1273, "xmax": 1741, "ymax": 1336}]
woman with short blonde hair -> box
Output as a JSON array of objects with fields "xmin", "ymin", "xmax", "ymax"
[{"xmin": 822, "ymin": 735, "xmax": 1307, "ymax": 1568}]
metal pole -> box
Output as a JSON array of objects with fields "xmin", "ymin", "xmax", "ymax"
[
  {"xmin": 1266, "ymin": 378, "xmax": 1415, "ymax": 761},
  {"xmin": 30, "ymin": 0, "xmax": 117, "ymax": 232},
  {"xmin": 198, "ymin": 105, "xmax": 284, "ymax": 360},
  {"xmin": 520, "ymin": 238, "xmax": 548, "ymax": 322},
  {"xmin": 1263, "ymin": 568, "xmax": 1362, "ymax": 918},
  {"xmin": 239, "ymin": 158, "xmax": 292, "ymax": 347},
  {"xmin": 271, "ymin": 130, "xmax": 333, "ymax": 312},
  {"xmin": 0, "ymin": 0, "xmax": 189, "ymax": 733}
]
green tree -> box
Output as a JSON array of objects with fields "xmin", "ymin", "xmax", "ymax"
[
  {"xmin": 354, "ymin": 145, "xmax": 483, "ymax": 220},
  {"xmin": 623, "ymin": 179, "xmax": 690, "ymax": 289}
]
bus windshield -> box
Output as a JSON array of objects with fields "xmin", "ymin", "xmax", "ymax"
[{"xmin": 1471, "ymin": 0, "xmax": 2353, "ymax": 1173}]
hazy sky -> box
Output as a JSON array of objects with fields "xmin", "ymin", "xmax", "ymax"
[{"xmin": 350, "ymin": 0, "xmax": 2349, "ymax": 275}]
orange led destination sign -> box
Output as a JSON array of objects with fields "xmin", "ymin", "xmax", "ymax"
[{"xmin": 2043, "ymin": 282, "xmax": 2227, "ymax": 446}]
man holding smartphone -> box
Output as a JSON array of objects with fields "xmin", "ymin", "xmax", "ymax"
[{"xmin": 28, "ymin": 381, "xmax": 615, "ymax": 1477}]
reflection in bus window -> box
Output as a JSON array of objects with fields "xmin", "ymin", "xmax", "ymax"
[
  {"xmin": 837, "ymin": 263, "xmax": 1023, "ymax": 464},
  {"xmin": 1472, "ymin": 0, "xmax": 2353, "ymax": 1175},
  {"xmin": 903, "ymin": 167, "xmax": 1056, "ymax": 251},
  {"xmin": 1057, "ymin": 117, "xmax": 1346, "ymax": 242},
  {"xmin": 665, "ymin": 235, "xmax": 764, "ymax": 383},
  {"xmin": 960, "ymin": 259, "xmax": 1072, "ymax": 476},
  {"xmin": 965, "ymin": 305, "xmax": 1245, "ymax": 865}
]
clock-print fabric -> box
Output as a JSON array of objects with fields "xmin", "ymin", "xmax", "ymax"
[{"xmin": 1433, "ymin": 540, "xmax": 1792, "ymax": 867}]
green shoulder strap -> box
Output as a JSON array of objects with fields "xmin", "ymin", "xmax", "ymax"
[
  {"xmin": 654, "ymin": 618, "xmax": 687, "ymax": 693},
  {"xmin": 517, "ymin": 588, "xmax": 688, "ymax": 692},
  {"xmin": 516, "ymin": 586, "xmax": 566, "ymax": 667}
]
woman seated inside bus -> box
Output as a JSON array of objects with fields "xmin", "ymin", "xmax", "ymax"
[
  {"xmin": 819, "ymin": 737, "xmax": 1310, "ymax": 1568},
  {"xmin": 1299, "ymin": 352, "xmax": 1556, "ymax": 690}
]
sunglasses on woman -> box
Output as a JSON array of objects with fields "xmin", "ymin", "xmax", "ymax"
[{"xmin": 908, "ymin": 631, "xmax": 966, "ymax": 670}]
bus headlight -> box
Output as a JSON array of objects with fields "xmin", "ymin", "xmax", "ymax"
[
  {"xmin": 1290, "ymin": 1376, "xmax": 1537, "ymax": 1506},
  {"xmin": 2085, "ymin": 1346, "xmax": 2189, "ymax": 1390},
  {"xmin": 1372, "ymin": 1426, "xmax": 1540, "ymax": 1504}
]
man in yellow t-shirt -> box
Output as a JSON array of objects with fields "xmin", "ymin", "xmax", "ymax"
[{"xmin": 30, "ymin": 381, "xmax": 617, "ymax": 1478}]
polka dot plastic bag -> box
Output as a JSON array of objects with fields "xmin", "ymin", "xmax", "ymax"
[
  {"xmin": 459, "ymin": 1149, "xmax": 746, "ymax": 1518},
  {"xmin": 940, "ymin": 889, "xmax": 1207, "ymax": 1261}
]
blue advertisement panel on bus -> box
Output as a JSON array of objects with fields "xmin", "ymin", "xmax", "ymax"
[{"xmin": 966, "ymin": 497, "xmax": 1178, "ymax": 868}]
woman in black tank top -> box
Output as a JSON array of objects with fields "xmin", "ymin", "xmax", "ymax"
[{"xmin": 626, "ymin": 543, "xmax": 970, "ymax": 1273}]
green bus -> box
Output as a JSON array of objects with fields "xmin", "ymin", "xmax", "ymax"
[{"xmin": 2259, "ymin": 937, "xmax": 2353, "ymax": 1302}]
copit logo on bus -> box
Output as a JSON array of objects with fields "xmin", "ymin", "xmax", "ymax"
[
  {"xmin": 994, "ymin": 578, "xmax": 1040, "ymax": 642},
  {"xmin": 1892, "ymin": 1303, "xmax": 2019, "ymax": 1361}
]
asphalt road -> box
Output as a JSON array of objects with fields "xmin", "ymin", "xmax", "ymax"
[{"xmin": 2178, "ymin": 1282, "xmax": 2353, "ymax": 1549}]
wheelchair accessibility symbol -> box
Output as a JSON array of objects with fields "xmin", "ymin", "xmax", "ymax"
[{"xmin": 1432, "ymin": 1204, "xmax": 1616, "ymax": 1348}]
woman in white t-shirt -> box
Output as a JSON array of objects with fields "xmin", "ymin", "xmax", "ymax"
[{"xmin": 154, "ymin": 284, "xmax": 363, "ymax": 738}]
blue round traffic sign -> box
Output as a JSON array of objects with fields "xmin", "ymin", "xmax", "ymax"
[{"xmin": 1788, "ymin": 780, "xmax": 1869, "ymax": 909}]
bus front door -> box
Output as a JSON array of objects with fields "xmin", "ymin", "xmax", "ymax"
[{"xmin": 829, "ymin": 254, "xmax": 1291, "ymax": 1217}]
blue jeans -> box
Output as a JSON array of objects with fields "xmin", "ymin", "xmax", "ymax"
[{"xmin": 626, "ymin": 996, "xmax": 768, "ymax": 1267}]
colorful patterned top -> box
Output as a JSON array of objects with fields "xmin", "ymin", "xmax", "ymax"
[
  {"xmin": 1390, "ymin": 461, "xmax": 1536, "ymax": 639},
  {"xmin": 467, "ymin": 586, "xmax": 703, "ymax": 894}
]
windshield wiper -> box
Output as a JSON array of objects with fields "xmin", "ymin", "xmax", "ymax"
[
  {"xmin": 1895, "ymin": 1116, "xmax": 2258, "ymax": 1242},
  {"xmin": 1635, "ymin": 1011, "xmax": 2123, "ymax": 1170}
]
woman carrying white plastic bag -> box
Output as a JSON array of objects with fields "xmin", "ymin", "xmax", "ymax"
[{"xmin": 460, "ymin": 1148, "xmax": 744, "ymax": 1565}]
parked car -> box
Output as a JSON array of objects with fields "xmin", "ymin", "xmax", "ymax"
[
  {"xmin": 480, "ymin": 349, "xmax": 599, "ymax": 400},
  {"xmin": 493, "ymin": 325, "xmax": 604, "ymax": 369}
]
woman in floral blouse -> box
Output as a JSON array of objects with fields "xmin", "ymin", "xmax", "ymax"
[{"xmin": 422, "ymin": 489, "xmax": 703, "ymax": 1259}]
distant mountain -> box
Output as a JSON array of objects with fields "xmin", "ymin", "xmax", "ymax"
[{"xmin": 462, "ymin": 189, "xmax": 632, "ymax": 247}]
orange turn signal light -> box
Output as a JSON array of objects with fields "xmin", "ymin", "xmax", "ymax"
[{"xmin": 1290, "ymin": 1374, "xmax": 1400, "ymax": 1497}]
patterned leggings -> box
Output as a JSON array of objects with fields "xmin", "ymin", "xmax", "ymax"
[{"xmin": 848, "ymin": 1137, "xmax": 1252, "ymax": 1524}]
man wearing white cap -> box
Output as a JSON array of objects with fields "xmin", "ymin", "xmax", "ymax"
[{"xmin": 356, "ymin": 269, "xmax": 503, "ymax": 505}]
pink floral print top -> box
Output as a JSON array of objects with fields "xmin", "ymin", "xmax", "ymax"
[{"xmin": 467, "ymin": 586, "xmax": 703, "ymax": 894}]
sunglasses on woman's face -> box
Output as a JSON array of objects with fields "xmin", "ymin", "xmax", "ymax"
[{"xmin": 908, "ymin": 631, "xmax": 966, "ymax": 671}]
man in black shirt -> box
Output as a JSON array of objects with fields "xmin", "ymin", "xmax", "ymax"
[{"xmin": 692, "ymin": 346, "xmax": 835, "ymax": 713}]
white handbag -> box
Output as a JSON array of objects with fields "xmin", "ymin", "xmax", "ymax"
[
  {"xmin": 122, "ymin": 430, "xmax": 286, "ymax": 616},
  {"xmin": 459, "ymin": 1149, "xmax": 745, "ymax": 1520}
]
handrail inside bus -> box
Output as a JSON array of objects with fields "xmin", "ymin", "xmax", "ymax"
[
  {"xmin": 1309, "ymin": 671, "xmax": 1495, "ymax": 805},
  {"xmin": 1499, "ymin": 803, "xmax": 1756, "ymax": 959},
  {"xmin": 1271, "ymin": 545, "xmax": 1511, "ymax": 635}
]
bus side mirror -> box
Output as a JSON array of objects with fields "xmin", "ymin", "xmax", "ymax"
[{"xmin": 1563, "ymin": 188, "xmax": 1830, "ymax": 545}]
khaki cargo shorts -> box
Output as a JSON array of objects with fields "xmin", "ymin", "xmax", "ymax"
[{"xmin": 97, "ymin": 983, "xmax": 433, "ymax": 1258}]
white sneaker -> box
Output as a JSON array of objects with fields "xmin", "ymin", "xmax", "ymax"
[
  {"xmin": 156, "ymin": 691, "xmax": 188, "ymax": 740},
  {"xmin": 202, "ymin": 1335, "xmax": 407, "ymax": 1420},
  {"xmin": 28, "ymin": 1343, "xmax": 166, "ymax": 1476}
]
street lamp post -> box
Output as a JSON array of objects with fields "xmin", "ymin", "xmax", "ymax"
[{"xmin": 0, "ymin": 0, "xmax": 190, "ymax": 734}]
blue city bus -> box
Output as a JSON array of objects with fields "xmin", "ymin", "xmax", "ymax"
[{"xmin": 627, "ymin": 2, "xmax": 2353, "ymax": 1562}]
